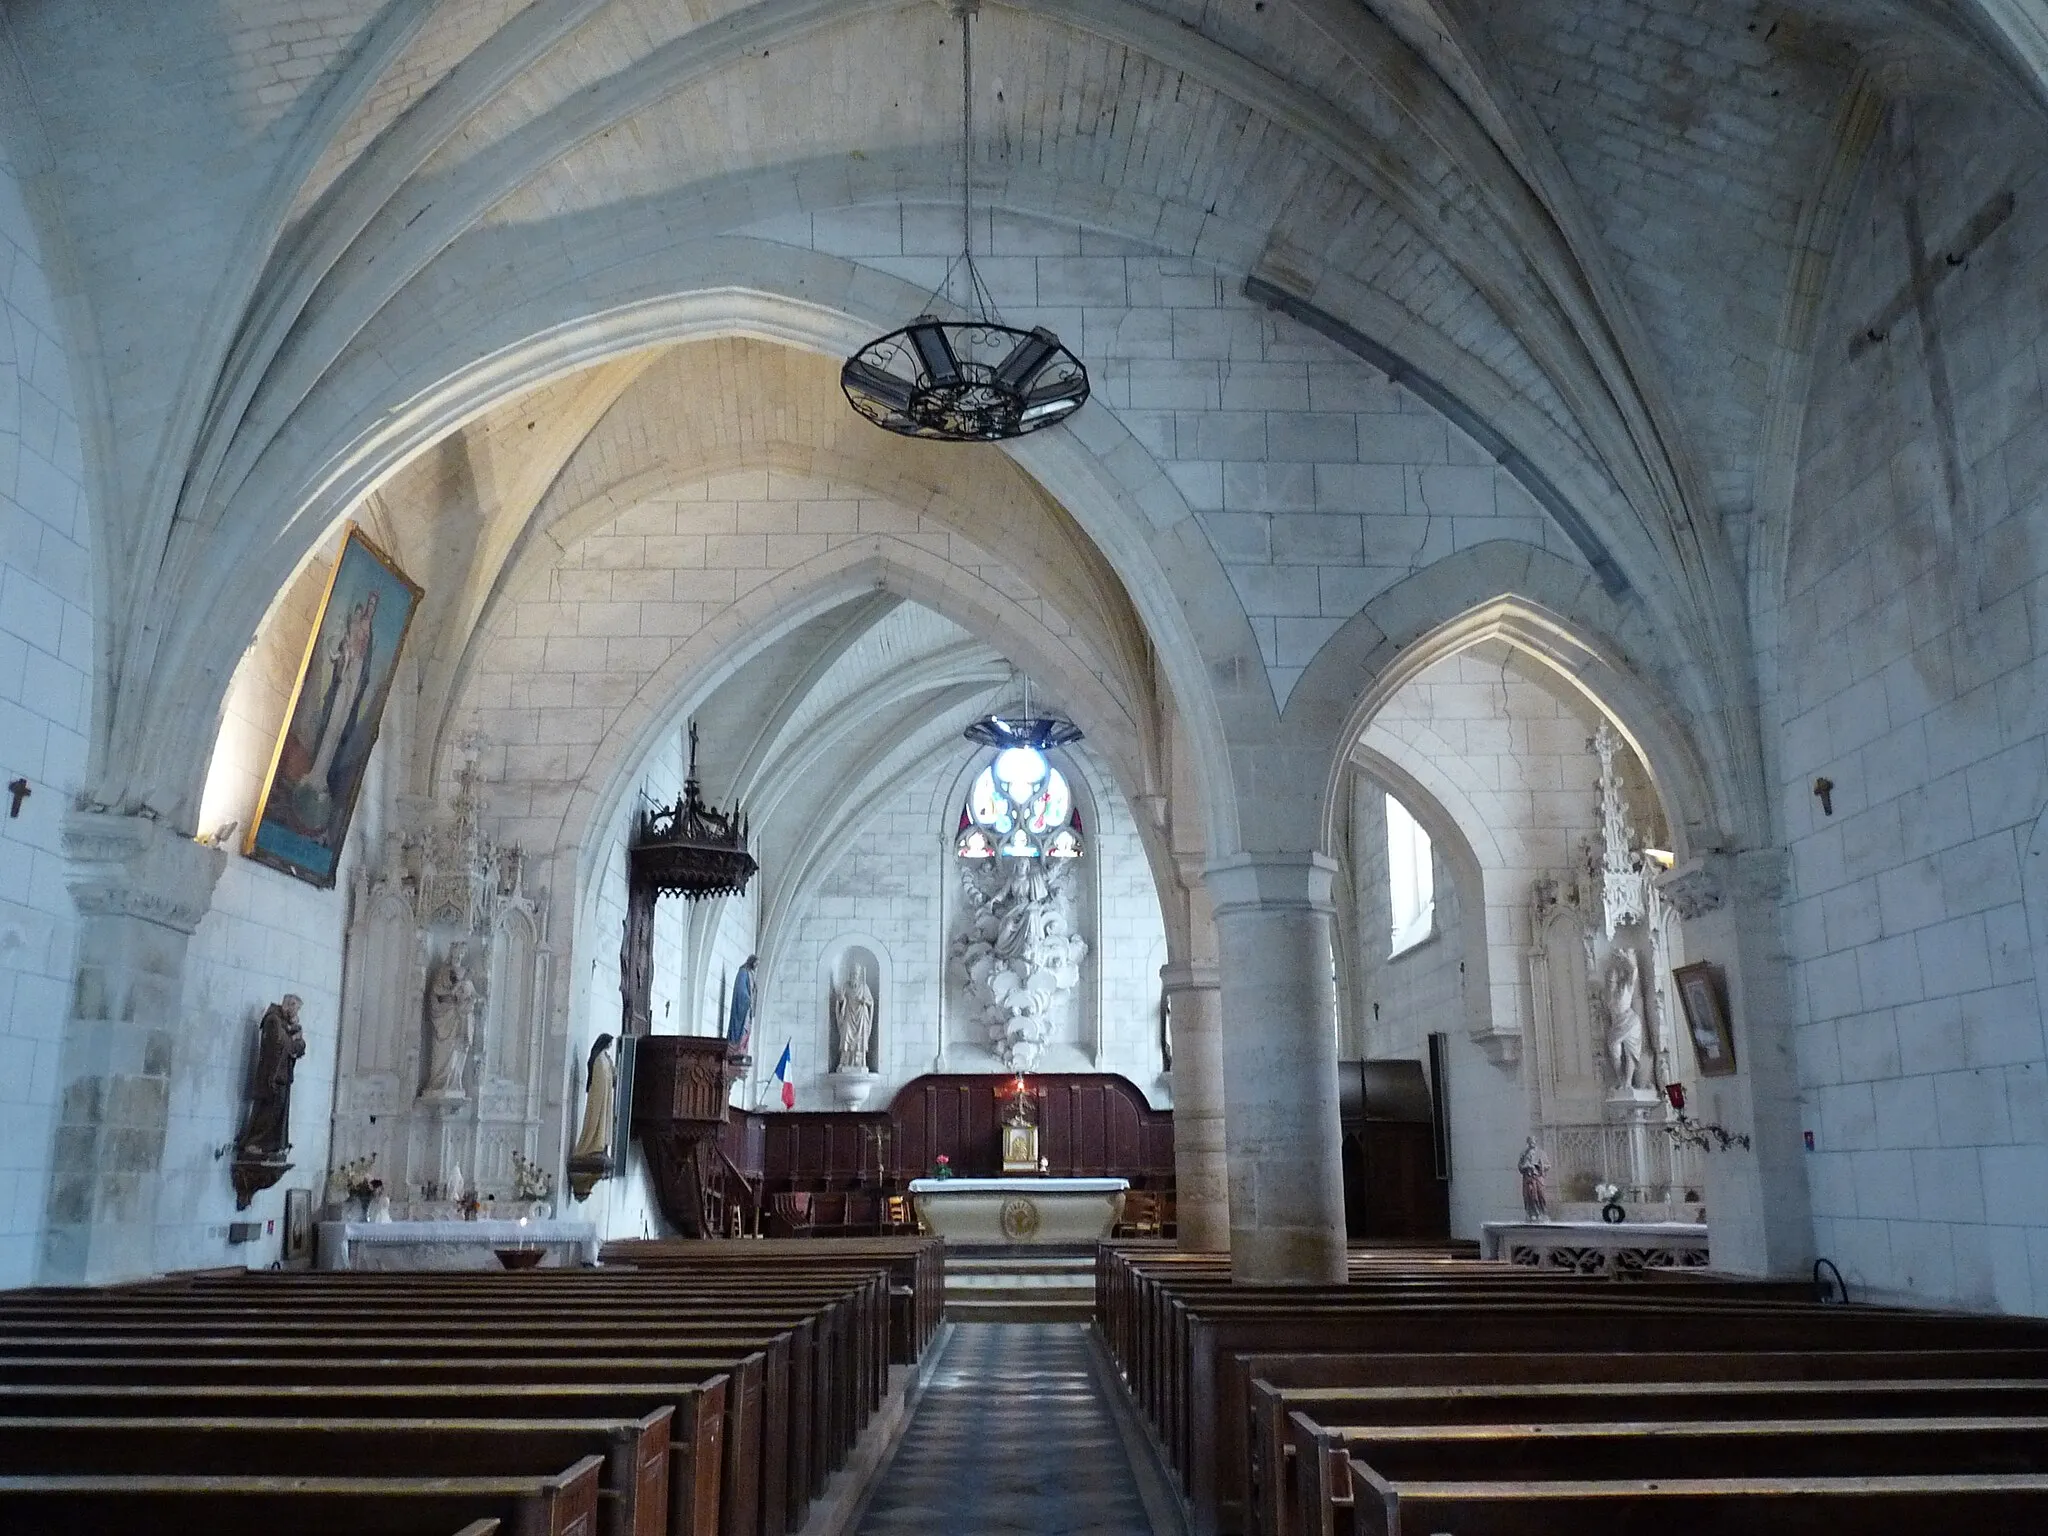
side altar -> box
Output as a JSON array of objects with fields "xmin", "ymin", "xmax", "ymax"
[
  {"xmin": 317, "ymin": 1218, "xmax": 598, "ymax": 1270},
  {"xmin": 909, "ymin": 1176, "xmax": 1127, "ymax": 1244}
]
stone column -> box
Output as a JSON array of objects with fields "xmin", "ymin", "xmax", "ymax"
[
  {"xmin": 1658, "ymin": 849, "xmax": 1813, "ymax": 1276},
  {"xmin": 1162, "ymin": 959, "xmax": 1228, "ymax": 1251},
  {"xmin": 41, "ymin": 811, "xmax": 225, "ymax": 1285},
  {"xmin": 1207, "ymin": 852, "xmax": 1347, "ymax": 1285}
]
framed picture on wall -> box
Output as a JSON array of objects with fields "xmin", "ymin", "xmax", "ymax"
[
  {"xmin": 246, "ymin": 525, "xmax": 423, "ymax": 887},
  {"xmin": 1673, "ymin": 961, "xmax": 1737, "ymax": 1078},
  {"xmin": 281, "ymin": 1187, "xmax": 313, "ymax": 1265}
]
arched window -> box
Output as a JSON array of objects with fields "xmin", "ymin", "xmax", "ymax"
[
  {"xmin": 955, "ymin": 744, "xmax": 1084, "ymax": 861},
  {"xmin": 1386, "ymin": 793, "xmax": 1434, "ymax": 956}
]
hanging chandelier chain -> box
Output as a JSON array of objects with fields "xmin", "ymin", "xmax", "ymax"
[
  {"xmin": 838, "ymin": 0, "xmax": 1088, "ymax": 442},
  {"xmin": 961, "ymin": 2, "xmax": 973, "ymax": 275}
]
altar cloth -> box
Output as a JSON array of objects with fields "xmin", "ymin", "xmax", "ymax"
[
  {"xmin": 316, "ymin": 1218, "xmax": 599, "ymax": 1270},
  {"xmin": 908, "ymin": 1176, "xmax": 1128, "ymax": 1244}
]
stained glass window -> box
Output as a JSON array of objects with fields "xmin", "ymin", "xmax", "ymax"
[{"xmin": 958, "ymin": 743, "xmax": 1083, "ymax": 861}]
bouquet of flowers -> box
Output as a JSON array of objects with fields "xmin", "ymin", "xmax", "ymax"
[
  {"xmin": 931, "ymin": 1154, "xmax": 953, "ymax": 1180},
  {"xmin": 510, "ymin": 1150, "xmax": 555, "ymax": 1202},
  {"xmin": 330, "ymin": 1153, "xmax": 379, "ymax": 1210}
]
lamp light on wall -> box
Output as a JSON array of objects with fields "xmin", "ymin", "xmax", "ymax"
[{"xmin": 840, "ymin": 0, "xmax": 1088, "ymax": 442}]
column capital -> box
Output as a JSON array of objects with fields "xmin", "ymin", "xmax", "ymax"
[
  {"xmin": 1159, "ymin": 961, "xmax": 1220, "ymax": 994},
  {"xmin": 1204, "ymin": 851, "xmax": 1339, "ymax": 917},
  {"xmin": 62, "ymin": 809, "xmax": 226, "ymax": 935}
]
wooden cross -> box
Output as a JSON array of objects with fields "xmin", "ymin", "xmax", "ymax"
[
  {"xmin": 5, "ymin": 779, "xmax": 26, "ymax": 818},
  {"xmin": 1847, "ymin": 110, "xmax": 2013, "ymax": 583}
]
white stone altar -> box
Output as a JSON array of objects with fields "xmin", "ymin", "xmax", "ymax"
[
  {"xmin": 909, "ymin": 1177, "xmax": 1127, "ymax": 1244},
  {"xmin": 1481, "ymin": 1219, "xmax": 1709, "ymax": 1277},
  {"xmin": 317, "ymin": 1219, "xmax": 599, "ymax": 1271}
]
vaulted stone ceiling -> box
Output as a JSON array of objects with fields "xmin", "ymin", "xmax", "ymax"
[{"xmin": 4, "ymin": 0, "xmax": 2040, "ymax": 826}]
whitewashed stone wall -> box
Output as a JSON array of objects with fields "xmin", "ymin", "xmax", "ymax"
[
  {"xmin": 156, "ymin": 858, "xmax": 347, "ymax": 1271},
  {"xmin": 772, "ymin": 741, "xmax": 1169, "ymax": 1113},
  {"xmin": 0, "ymin": 142, "xmax": 89, "ymax": 1286},
  {"xmin": 1779, "ymin": 95, "xmax": 2048, "ymax": 1314},
  {"xmin": 1347, "ymin": 780, "xmax": 1467, "ymax": 1066},
  {"xmin": 577, "ymin": 730, "xmax": 691, "ymax": 1243},
  {"xmin": 1359, "ymin": 647, "xmax": 1633, "ymax": 1232},
  {"xmin": 745, "ymin": 205, "xmax": 1593, "ymax": 706}
]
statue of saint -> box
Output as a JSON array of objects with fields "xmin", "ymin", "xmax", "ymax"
[
  {"xmin": 236, "ymin": 994, "xmax": 306, "ymax": 1162},
  {"xmin": 570, "ymin": 1033, "xmax": 617, "ymax": 1163},
  {"xmin": 832, "ymin": 964, "xmax": 875, "ymax": 1073},
  {"xmin": 726, "ymin": 954, "xmax": 758, "ymax": 1052},
  {"xmin": 1603, "ymin": 944, "xmax": 1646, "ymax": 1091},
  {"xmin": 421, "ymin": 941, "xmax": 478, "ymax": 1098},
  {"xmin": 1517, "ymin": 1135, "xmax": 1552, "ymax": 1222}
]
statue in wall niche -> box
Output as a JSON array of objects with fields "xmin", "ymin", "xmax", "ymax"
[
  {"xmin": 231, "ymin": 995, "xmax": 306, "ymax": 1209},
  {"xmin": 833, "ymin": 964, "xmax": 876, "ymax": 1074},
  {"xmin": 568, "ymin": 1034, "xmax": 618, "ymax": 1201},
  {"xmin": 1517, "ymin": 1135, "xmax": 1552, "ymax": 1222},
  {"xmin": 1603, "ymin": 944, "xmax": 1647, "ymax": 1092},
  {"xmin": 421, "ymin": 940, "xmax": 478, "ymax": 1099}
]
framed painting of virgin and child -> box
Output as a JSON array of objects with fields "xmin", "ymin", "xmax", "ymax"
[{"xmin": 246, "ymin": 526, "xmax": 422, "ymax": 887}]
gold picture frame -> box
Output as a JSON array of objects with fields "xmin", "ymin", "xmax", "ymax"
[
  {"xmin": 1673, "ymin": 961, "xmax": 1737, "ymax": 1078},
  {"xmin": 246, "ymin": 525, "xmax": 422, "ymax": 887}
]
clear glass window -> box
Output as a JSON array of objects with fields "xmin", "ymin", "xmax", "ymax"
[{"xmin": 1386, "ymin": 793, "xmax": 1435, "ymax": 956}]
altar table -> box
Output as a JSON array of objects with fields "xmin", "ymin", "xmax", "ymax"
[
  {"xmin": 908, "ymin": 1176, "xmax": 1127, "ymax": 1243},
  {"xmin": 316, "ymin": 1218, "xmax": 600, "ymax": 1271},
  {"xmin": 1480, "ymin": 1218, "xmax": 1709, "ymax": 1276}
]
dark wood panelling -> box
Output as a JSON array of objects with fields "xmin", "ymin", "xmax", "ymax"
[{"xmin": 722, "ymin": 1072, "xmax": 1175, "ymax": 1191}]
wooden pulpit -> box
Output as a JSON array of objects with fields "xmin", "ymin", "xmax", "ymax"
[{"xmin": 632, "ymin": 1035, "xmax": 745, "ymax": 1237}]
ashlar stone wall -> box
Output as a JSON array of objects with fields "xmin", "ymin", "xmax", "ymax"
[
  {"xmin": 0, "ymin": 138, "xmax": 89, "ymax": 1285},
  {"xmin": 1780, "ymin": 93, "xmax": 2048, "ymax": 1314}
]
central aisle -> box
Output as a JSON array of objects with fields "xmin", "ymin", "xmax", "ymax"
[{"xmin": 854, "ymin": 1323, "xmax": 1166, "ymax": 1534}]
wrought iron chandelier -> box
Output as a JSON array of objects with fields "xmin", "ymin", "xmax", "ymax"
[
  {"xmin": 841, "ymin": 1, "xmax": 1088, "ymax": 442},
  {"xmin": 630, "ymin": 723, "xmax": 758, "ymax": 900}
]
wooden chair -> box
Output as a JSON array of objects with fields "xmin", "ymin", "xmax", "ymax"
[
  {"xmin": 881, "ymin": 1196, "xmax": 912, "ymax": 1233},
  {"xmin": 1117, "ymin": 1192, "xmax": 1162, "ymax": 1239}
]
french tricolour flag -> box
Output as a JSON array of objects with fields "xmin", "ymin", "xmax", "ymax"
[{"xmin": 771, "ymin": 1040, "xmax": 794, "ymax": 1109}]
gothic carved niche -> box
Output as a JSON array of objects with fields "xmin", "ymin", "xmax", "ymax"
[
  {"xmin": 1524, "ymin": 725, "xmax": 1697, "ymax": 1212},
  {"xmin": 325, "ymin": 746, "xmax": 552, "ymax": 1216},
  {"xmin": 952, "ymin": 857, "xmax": 1088, "ymax": 1071}
]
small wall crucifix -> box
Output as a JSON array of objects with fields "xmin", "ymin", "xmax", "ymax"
[{"xmin": 5, "ymin": 779, "xmax": 27, "ymax": 819}]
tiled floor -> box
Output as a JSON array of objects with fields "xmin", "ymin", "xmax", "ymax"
[{"xmin": 854, "ymin": 1323, "xmax": 1163, "ymax": 1534}]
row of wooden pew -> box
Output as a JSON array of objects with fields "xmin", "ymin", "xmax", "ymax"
[
  {"xmin": 1096, "ymin": 1241, "xmax": 2048, "ymax": 1535},
  {"xmin": 0, "ymin": 1235, "xmax": 941, "ymax": 1536}
]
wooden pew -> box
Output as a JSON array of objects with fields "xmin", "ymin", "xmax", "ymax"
[
  {"xmin": 1251, "ymin": 1366, "xmax": 2048, "ymax": 1536},
  {"xmin": 0, "ymin": 1343, "xmax": 780, "ymax": 1536},
  {"xmin": 1291, "ymin": 1409, "xmax": 2048, "ymax": 1505},
  {"xmin": 1091, "ymin": 1246, "xmax": 2048, "ymax": 1536},
  {"xmin": 0, "ymin": 1380, "xmax": 728, "ymax": 1536},
  {"xmin": 1319, "ymin": 1462, "xmax": 2048, "ymax": 1536},
  {"xmin": 0, "ymin": 1271, "xmax": 878, "ymax": 1536},
  {"xmin": 0, "ymin": 1414, "xmax": 668, "ymax": 1536},
  {"xmin": 0, "ymin": 1452, "xmax": 603, "ymax": 1536},
  {"xmin": 0, "ymin": 1245, "xmax": 926, "ymax": 1536}
]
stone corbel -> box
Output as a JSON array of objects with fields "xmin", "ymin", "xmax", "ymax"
[
  {"xmin": 1655, "ymin": 856, "xmax": 1725, "ymax": 921},
  {"xmin": 1470, "ymin": 1022, "xmax": 1522, "ymax": 1067},
  {"xmin": 63, "ymin": 809, "xmax": 227, "ymax": 934}
]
